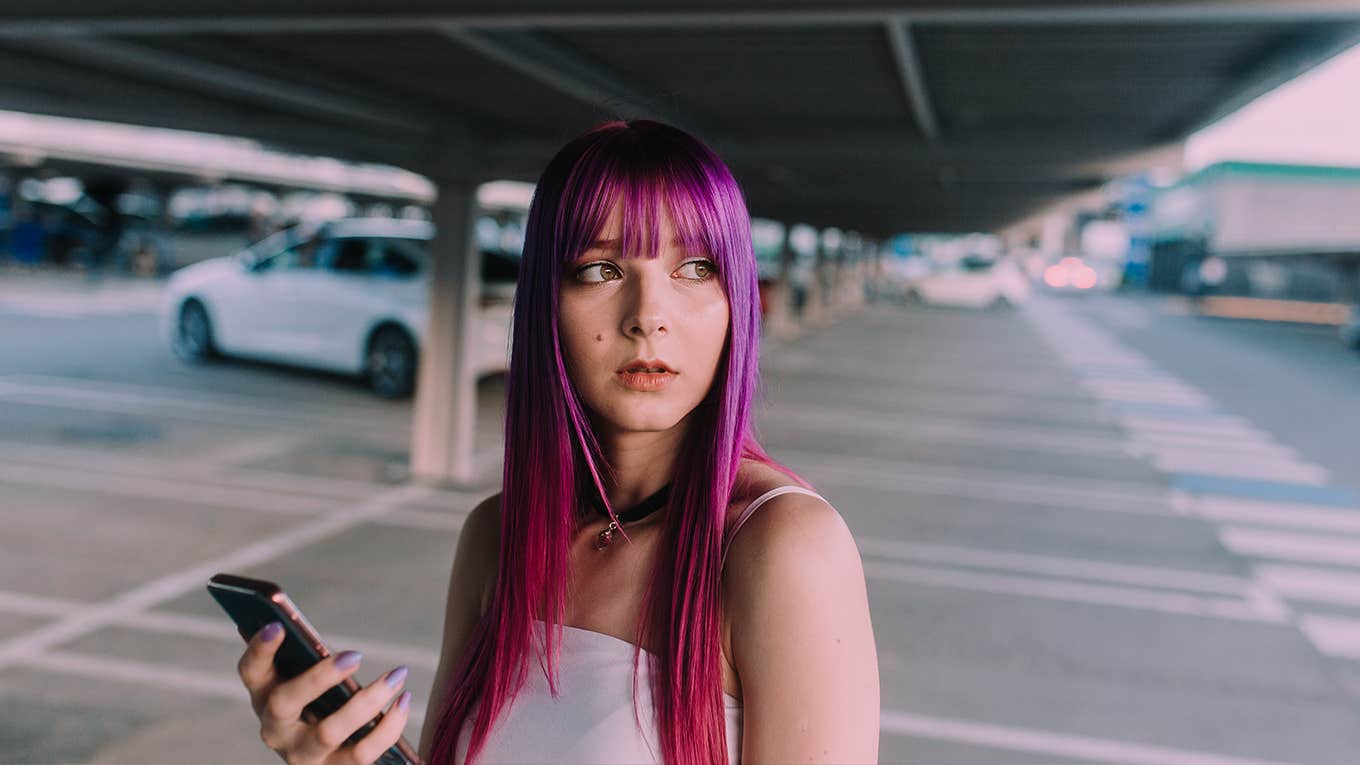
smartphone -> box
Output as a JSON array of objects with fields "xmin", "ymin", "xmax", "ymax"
[{"xmin": 207, "ymin": 573, "xmax": 422, "ymax": 765}]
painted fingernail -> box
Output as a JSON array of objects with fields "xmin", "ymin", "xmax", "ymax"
[
  {"xmin": 397, "ymin": 690, "xmax": 412, "ymax": 712},
  {"xmin": 335, "ymin": 651, "xmax": 363, "ymax": 670},
  {"xmin": 257, "ymin": 622, "xmax": 282, "ymax": 641},
  {"xmin": 385, "ymin": 665, "xmax": 409, "ymax": 688}
]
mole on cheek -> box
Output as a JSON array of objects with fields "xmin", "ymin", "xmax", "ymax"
[{"xmin": 595, "ymin": 333, "xmax": 604, "ymax": 342}]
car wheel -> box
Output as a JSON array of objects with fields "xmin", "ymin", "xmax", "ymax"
[
  {"xmin": 174, "ymin": 299, "xmax": 217, "ymax": 362},
  {"xmin": 365, "ymin": 326, "xmax": 418, "ymax": 399}
]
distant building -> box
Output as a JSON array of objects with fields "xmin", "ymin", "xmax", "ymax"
[{"xmin": 1145, "ymin": 161, "xmax": 1360, "ymax": 303}]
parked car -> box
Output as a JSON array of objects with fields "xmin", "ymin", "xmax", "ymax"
[
  {"xmin": 160, "ymin": 217, "xmax": 516, "ymax": 398},
  {"xmin": 903, "ymin": 255, "xmax": 1030, "ymax": 310},
  {"xmin": 1342, "ymin": 304, "xmax": 1360, "ymax": 351}
]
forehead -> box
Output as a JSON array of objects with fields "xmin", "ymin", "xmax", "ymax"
[{"xmin": 585, "ymin": 200, "xmax": 693, "ymax": 254}]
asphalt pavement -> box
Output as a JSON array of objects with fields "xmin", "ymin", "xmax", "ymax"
[{"xmin": 1, "ymin": 270, "xmax": 1359, "ymax": 764}]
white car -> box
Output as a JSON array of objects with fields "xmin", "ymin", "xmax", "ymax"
[
  {"xmin": 160, "ymin": 218, "xmax": 515, "ymax": 398},
  {"xmin": 903, "ymin": 255, "xmax": 1031, "ymax": 310}
]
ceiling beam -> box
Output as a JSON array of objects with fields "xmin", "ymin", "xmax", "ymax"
[
  {"xmin": 884, "ymin": 21, "xmax": 939, "ymax": 142},
  {"xmin": 438, "ymin": 26, "xmax": 722, "ymax": 142},
  {"xmin": 4, "ymin": 3, "xmax": 1360, "ymax": 36},
  {"xmin": 2, "ymin": 36, "xmax": 439, "ymax": 136}
]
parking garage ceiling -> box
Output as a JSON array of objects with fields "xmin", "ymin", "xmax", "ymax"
[{"xmin": 1, "ymin": 2, "xmax": 1358, "ymax": 234}]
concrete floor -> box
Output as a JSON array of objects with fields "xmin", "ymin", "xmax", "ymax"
[{"xmin": 1, "ymin": 271, "xmax": 1359, "ymax": 764}]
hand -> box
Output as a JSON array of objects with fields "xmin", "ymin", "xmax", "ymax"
[{"xmin": 237, "ymin": 621, "xmax": 413, "ymax": 765}]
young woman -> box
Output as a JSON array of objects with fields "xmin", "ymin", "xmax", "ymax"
[{"xmin": 236, "ymin": 120, "xmax": 879, "ymax": 765}]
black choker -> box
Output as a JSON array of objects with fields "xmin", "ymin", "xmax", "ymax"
[{"xmin": 588, "ymin": 483, "xmax": 671, "ymax": 550}]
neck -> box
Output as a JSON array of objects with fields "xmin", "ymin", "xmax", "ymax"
[{"xmin": 595, "ymin": 419, "xmax": 688, "ymax": 511}]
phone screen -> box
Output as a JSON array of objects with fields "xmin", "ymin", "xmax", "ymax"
[{"xmin": 207, "ymin": 573, "xmax": 420, "ymax": 765}]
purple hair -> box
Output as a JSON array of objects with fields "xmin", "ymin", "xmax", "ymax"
[{"xmin": 429, "ymin": 119, "xmax": 808, "ymax": 765}]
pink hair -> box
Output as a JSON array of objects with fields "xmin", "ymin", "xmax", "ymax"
[{"xmin": 428, "ymin": 120, "xmax": 809, "ymax": 765}]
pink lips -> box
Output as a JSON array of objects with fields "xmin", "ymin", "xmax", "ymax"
[{"xmin": 616, "ymin": 358, "xmax": 677, "ymax": 391}]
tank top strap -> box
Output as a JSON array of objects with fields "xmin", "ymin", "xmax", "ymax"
[{"xmin": 721, "ymin": 486, "xmax": 828, "ymax": 570}]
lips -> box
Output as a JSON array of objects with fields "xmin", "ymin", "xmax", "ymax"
[
  {"xmin": 617, "ymin": 358, "xmax": 678, "ymax": 374},
  {"xmin": 616, "ymin": 358, "xmax": 678, "ymax": 392}
]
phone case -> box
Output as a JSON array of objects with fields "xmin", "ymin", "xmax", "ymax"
[{"xmin": 207, "ymin": 573, "xmax": 422, "ymax": 765}]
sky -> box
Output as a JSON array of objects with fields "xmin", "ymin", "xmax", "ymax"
[{"xmin": 1185, "ymin": 41, "xmax": 1360, "ymax": 170}]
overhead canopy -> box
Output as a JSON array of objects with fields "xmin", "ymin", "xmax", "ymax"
[{"xmin": 1, "ymin": 2, "xmax": 1358, "ymax": 234}]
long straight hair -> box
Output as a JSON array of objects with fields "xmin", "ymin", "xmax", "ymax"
[{"xmin": 429, "ymin": 119, "xmax": 808, "ymax": 765}]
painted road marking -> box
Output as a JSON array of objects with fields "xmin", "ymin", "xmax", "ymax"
[
  {"xmin": 1219, "ymin": 527, "xmax": 1360, "ymax": 568},
  {"xmin": 1187, "ymin": 495, "xmax": 1360, "ymax": 536},
  {"xmin": 1298, "ymin": 614, "xmax": 1360, "ymax": 661},
  {"xmin": 1255, "ymin": 565, "xmax": 1360, "ymax": 607},
  {"xmin": 880, "ymin": 709, "xmax": 1320, "ymax": 765},
  {"xmin": 862, "ymin": 560, "xmax": 1279, "ymax": 623},
  {"xmin": 1171, "ymin": 475, "xmax": 1358, "ymax": 509},
  {"xmin": 0, "ymin": 483, "xmax": 432, "ymax": 669},
  {"xmin": 857, "ymin": 538, "xmax": 1255, "ymax": 596}
]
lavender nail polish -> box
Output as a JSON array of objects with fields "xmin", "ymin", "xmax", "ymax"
[
  {"xmin": 385, "ymin": 665, "xmax": 409, "ymax": 688},
  {"xmin": 398, "ymin": 691, "xmax": 412, "ymax": 711},
  {"xmin": 257, "ymin": 622, "xmax": 282, "ymax": 641},
  {"xmin": 335, "ymin": 651, "xmax": 363, "ymax": 669}
]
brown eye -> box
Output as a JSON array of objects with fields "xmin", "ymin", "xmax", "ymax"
[
  {"xmin": 576, "ymin": 262, "xmax": 622, "ymax": 283},
  {"xmin": 675, "ymin": 260, "xmax": 718, "ymax": 281}
]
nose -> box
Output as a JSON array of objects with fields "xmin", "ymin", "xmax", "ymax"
[{"xmin": 621, "ymin": 268, "xmax": 670, "ymax": 339}]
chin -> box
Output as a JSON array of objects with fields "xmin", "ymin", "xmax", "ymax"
[{"xmin": 597, "ymin": 399, "xmax": 694, "ymax": 434}]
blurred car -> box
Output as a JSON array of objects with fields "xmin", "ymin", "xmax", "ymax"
[
  {"xmin": 1042, "ymin": 256, "xmax": 1102, "ymax": 293},
  {"xmin": 902, "ymin": 255, "xmax": 1030, "ymax": 310},
  {"xmin": 160, "ymin": 217, "xmax": 517, "ymax": 398},
  {"xmin": 1342, "ymin": 304, "xmax": 1360, "ymax": 351}
]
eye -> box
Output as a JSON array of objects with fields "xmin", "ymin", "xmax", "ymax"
[
  {"xmin": 574, "ymin": 261, "xmax": 622, "ymax": 284},
  {"xmin": 674, "ymin": 259, "xmax": 718, "ymax": 281}
]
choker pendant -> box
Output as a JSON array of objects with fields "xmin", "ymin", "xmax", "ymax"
[
  {"xmin": 594, "ymin": 520, "xmax": 622, "ymax": 550},
  {"xmin": 588, "ymin": 482, "xmax": 671, "ymax": 552}
]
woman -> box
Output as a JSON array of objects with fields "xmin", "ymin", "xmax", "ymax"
[{"xmin": 236, "ymin": 120, "xmax": 879, "ymax": 765}]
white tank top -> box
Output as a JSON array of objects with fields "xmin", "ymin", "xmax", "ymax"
[{"xmin": 453, "ymin": 486, "xmax": 826, "ymax": 765}]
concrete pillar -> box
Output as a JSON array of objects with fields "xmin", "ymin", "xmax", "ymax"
[
  {"xmin": 764, "ymin": 225, "xmax": 798, "ymax": 341},
  {"xmin": 410, "ymin": 175, "xmax": 483, "ymax": 487}
]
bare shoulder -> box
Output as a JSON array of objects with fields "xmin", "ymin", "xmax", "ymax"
[
  {"xmin": 457, "ymin": 492, "xmax": 502, "ymax": 615},
  {"xmin": 418, "ymin": 492, "xmax": 502, "ymax": 759},
  {"xmin": 724, "ymin": 462, "xmax": 880, "ymax": 762}
]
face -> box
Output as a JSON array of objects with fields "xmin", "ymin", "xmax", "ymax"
[{"xmin": 558, "ymin": 201, "xmax": 730, "ymax": 438}]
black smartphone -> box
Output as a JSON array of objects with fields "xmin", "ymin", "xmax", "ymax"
[{"xmin": 207, "ymin": 573, "xmax": 422, "ymax": 765}]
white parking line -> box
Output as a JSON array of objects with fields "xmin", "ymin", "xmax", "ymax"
[
  {"xmin": 0, "ymin": 374, "xmax": 398, "ymax": 432},
  {"xmin": 1128, "ymin": 431, "xmax": 1294, "ymax": 459},
  {"xmin": 862, "ymin": 560, "xmax": 1279, "ymax": 623},
  {"xmin": 0, "ymin": 460, "xmax": 335, "ymax": 515},
  {"xmin": 767, "ymin": 406, "xmax": 1134, "ymax": 459},
  {"xmin": 1148, "ymin": 452, "xmax": 1330, "ymax": 486},
  {"xmin": 1255, "ymin": 565, "xmax": 1360, "ymax": 607},
  {"xmin": 0, "ymin": 483, "xmax": 432, "ymax": 669},
  {"xmin": 1117, "ymin": 416, "xmax": 1263, "ymax": 439},
  {"xmin": 1298, "ymin": 614, "xmax": 1360, "ymax": 661},
  {"xmin": 857, "ymin": 538, "xmax": 1255, "ymax": 596},
  {"xmin": 22, "ymin": 650, "xmax": 244, "ymax": 698},
  {"xmin": 16, "ymin": 648, "xmax": 438, "ymax": 740},
  {"xmin": 0, "ymin": 588, "xmax": 445, "ymax": 670},
  {"xmin": 1189, "ymin": 496, "xmax": 1360, "ymax": 536},
  {"xmin": 880, "ymin": 709, "xmax": 1316, "ymax": 765},
  {"xmin": 783, "ymin": 449, "xmax": 1175, "ymax": 517},
  {"xmin": 1219, "ymin": 527, "xmax": 1360, "ymax": 568},
  {"xmin": 0, "ymin": 441, "xmax": 487, "ymax": 503}
]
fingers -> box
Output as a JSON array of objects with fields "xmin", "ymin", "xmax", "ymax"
[
  {"xmin": 303, "ymin": 664, "xmax": 408, "ymax": 760},
  {"xmin": 238, "ymin": 621, "xmax": 283, "ymax": 713},
  {"xmin": 346, "ymin": 688, "xmax": 414, "ymax": 765},
  {"xmin": 265, "ymin": 650, "xmax": 365, "ymax": 729}
]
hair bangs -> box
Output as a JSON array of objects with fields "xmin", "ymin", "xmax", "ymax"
[{"xmin": 555, "ymin": 133, "xmax": 734, "ymax": 276}]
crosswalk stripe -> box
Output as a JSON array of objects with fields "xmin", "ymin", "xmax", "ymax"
[
  {"xmin": 1254, "ymin": 565, "xmax": 1360, "ymax": 607},
  {"xmin": 1219, "ymin": 527, "xmax": 1360, "ymax": 567},
  {"xmin": 1298, "ymin": 614, "xmax": 1360, "ymax": 661}
]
